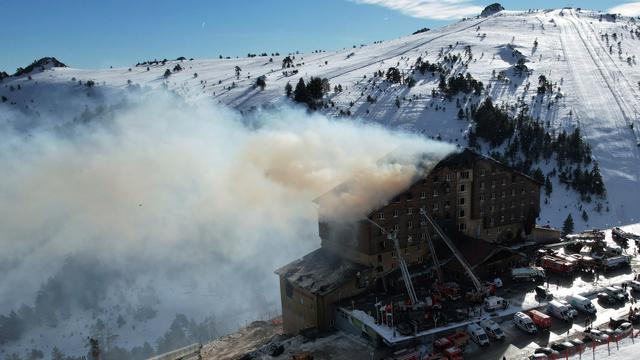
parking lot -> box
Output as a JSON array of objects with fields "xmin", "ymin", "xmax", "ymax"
[{"xmin": 463, "ymin": 228, "xmax": 640, "ymax": 360}]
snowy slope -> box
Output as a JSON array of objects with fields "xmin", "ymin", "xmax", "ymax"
[{"xmin": 3, "ymin": 9, "xmax": 639, "ymax": 231}]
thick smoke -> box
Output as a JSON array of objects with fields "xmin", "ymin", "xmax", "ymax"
[{"xmin": 0, "ymin": 89, "xmax": 454, "ymax": 352}]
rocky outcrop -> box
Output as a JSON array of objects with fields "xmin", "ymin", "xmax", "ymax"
[{"xmin": 481, "ymin": 3, "xmax": 505, "ymax": 17}]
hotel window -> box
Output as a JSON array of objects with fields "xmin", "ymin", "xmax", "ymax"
[
  {"xmin": 491, "ymin": 193, "xmax": 496, "ymax": 200},
  {"xmin": 480, "ymin": 194, "xmax": 485, "ymax": 202},
  {"xmin": 406, "ymin": 192, "xmax": 413, "ymax": 201},
  {"xmin": 459, "ymin": 223, "xmax": 466, "ymax": 231},
  {"xmin": 490, "ymin": 217, "xmax": 495, "ymax": 226},
  {"xmin": 393, "ymin": 209, "xmax": 399, "ymax": 218},
  {"xmin": 501, "ymin": 203, "xmax": 505, "ymax": 210},
  {"xmin": 421, "ymin": 233, "xmax": 426, "ymax": 240},
  {"xmin": 407, "ymin": 221, "xmax": 413, "ymax": 229},
  {"xmin": 433, "ymin": 202, "xmax": 439, "ymax": 211},
  {"xmin": 460, "ymin": 171, "xmax": 470, "ymax": 179},
  {"xmin": 502, "ymin": 178, "xmax": 506, "ymax": 186},
  {"xmin": 480, "ymin": 169, "xmax": 486, "ymax": 176},
  {"xmin": 459, "ymin": 184, "xmax": 466, "ymax": 193},
  {"xmin": 459, "ymin": 197, "xmax": 465, "ymax": 205},
  {"xmin": 491, "ymin": 180, "xmax": 496, "ymax": 188},
  {"xmin": 459, "ymin": 209, "xmax": 465, "ymax": 218},
  {"xmin": 490, "ymin": 205, "xmax": 495, "ymax": 213},
  {"xmin": 445, "ymin": 200, "xmax": 451, "ymax": 208},
  {"xmin": 480, "ymin": 181, "xmax": 485, "ymax": 190},
  {"xmin": 480, "ymin": 208, "xmax": 485, "ymax": 215},
  {"xmin": 446, "ymin": 174, "xmax": 451, "ymax": 181},
  {"xmin": 433, "ymin": 189, "xmax": 439, "ymax": 197},
  {"xmin": 511, "ymin": 189, "xmax": 515, "ymax": 196},
  {"xmin": 521, "ymin": 187, "xmax": 526, "ymax": 194},
  {"xmin": 500, "ymin": 215, "xmax": 505, "ymax": 223},
  {"xmin": 393, "ymin": 224, "xmax": 399, "ymax": 231},
  {"xmin": 407, "ymin": 207, "xmax": 413, "ymax": 215},
  {"xmin": 501, "ymin": 191, "xmax": 506, "ymax": 199},
  {"xmin": 379, "ymin": 212, "xmax": 385, "ymax": 220},
  {"xmin": 392, "ymin": 251, "xmax": 396, "ymax": 257},
  {"xmin": 420, "ymin": 191, "xmax": 426, "ymax": 199},
  {"xmin": 407, "ymin": 235, "xmax": 413, "ymax": 243}
]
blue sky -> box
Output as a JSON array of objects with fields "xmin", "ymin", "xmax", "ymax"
[{"xmin": 1, "ymin": 0, "xmax": 638, "ymax": 72}]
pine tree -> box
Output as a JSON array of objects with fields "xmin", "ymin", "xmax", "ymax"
[
  {"xmin": 457, "ymin": 108, "xmax": 464, "ymax": 119},
  {"xmin": 293, "ymin": 78, "xmax": 309, "ymax": 104},
  {"xmin": 51, "ymin": 347, "xmax": 65, "ymax": 360},
  {"xmin": 163, "ymin": 69, "xmax": 171, "ymax": 78},
  {"xmin": 255, "ymin": 76, "xmax": 266, "ymax": 90},
  {"xmin": 562, "ymin": 214, "xmax": 574, "ymax": 236},
  {"xmin": 544, "ymin": 176, "xmax": 553, "ymax": 197},
  {"xmin": 581, "ymin": 210, "xmax": 589, "ymax": 222},
  {"xmin": 284, "ymin": 82, "xmax": 292, "ymax": 97}
]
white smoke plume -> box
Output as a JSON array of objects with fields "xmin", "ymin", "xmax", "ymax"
[{"xmin": 0, "ymin": 89, "xmax": 455, "ymax": 351}]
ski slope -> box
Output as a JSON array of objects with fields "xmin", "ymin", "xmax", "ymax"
[{"xmin": 2, "ymin": 9, "xmax": 640, "ymax": 229}]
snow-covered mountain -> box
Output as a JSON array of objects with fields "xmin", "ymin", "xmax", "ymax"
[
  {"xmin": 3, "ymin": 8, "xmax": 639, "ymax": 231},
  {"xmin": 2, "ymin": 6, "xmax": 640, "ymax": 358}
]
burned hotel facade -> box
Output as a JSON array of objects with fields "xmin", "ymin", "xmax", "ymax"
[{"xmin": 276, "ymin": 149, "xmax": 542, "ymax": 335}]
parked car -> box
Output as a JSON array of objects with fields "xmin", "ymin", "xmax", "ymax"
[
  {"xmin": 551, "ymin": 342, "xmax": 577, "ymax": 357},
  {"xmin": 609, "ymin": 317, "xmax": 628, "ymax": 329},
  {"xmin": 534, "ymin": 347, "xmax": 559, "ymax": 358},
  {"xmin": 535, "ymin": 286, "xmax": 552, "ymax": 300},
  {"xmin": 628, "ymin": 280, "xmax": 640, "ymax": 291},
  {"xmin": 615, "ymin": 322, "xmax": 633, "ymax": 338},
  {"xmin": 597, "ymin": 292, "xmax": 617, "ymax": 305},
  {"xmin": 628, "ymin": 313, "xmax": 640, "ymax": 324},
  {"xmin": 569, "ymin": 339, "xmax": 585, "ymax": 353},
  {"xmin": 603, "ymin": 286, "xmax": 626, "ymax": 302},
  {"xmin": 584, "ymin": 328, "xmax": 610, "ymax": 343},
  {"xmin": 611, "ymin": 286, "xmax": 629, "ymax": 300},
  {"xmin": 480, "ymin": 319, "xmax": 505, "ymax": 340}
]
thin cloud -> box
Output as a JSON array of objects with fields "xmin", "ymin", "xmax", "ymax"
[
  {"xmin": 609, "ymin": 2, "xmax": 640, "ymax": 16},
  {"xmin": 352, "ymin": 0, "xmax": 483, "ymax": 20}
]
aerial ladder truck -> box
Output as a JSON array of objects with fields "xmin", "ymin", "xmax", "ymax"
[{"xmin": 419, "ymin": 208, "xmax": 489, "ymax": 303}]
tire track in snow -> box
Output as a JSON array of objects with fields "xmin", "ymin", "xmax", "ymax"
[{"xmin": 319, "ymin": 18, "xmax": 492, "ymax": 81}]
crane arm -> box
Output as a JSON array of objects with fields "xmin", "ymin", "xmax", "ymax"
[
  {"xmin": 365, "ymin": 218, "xmax": 418, "ymax": 304},
  {"xmin": 419, "ymin": 208, "xmax": 483, "ymax": 292}
]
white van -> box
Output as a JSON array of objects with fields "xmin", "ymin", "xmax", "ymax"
[
  {"xmin": 548, "ymin": 300, "xmax": 577, "ymax": 321},
  {"xmin": 467, "ymin": 323, "xmax": 490, "ymax": 346},
  {"xmin": 568, "ymin": 294, "xmax": 597, "ymax": 314},
  {"xmin": 480, "ymin": 319, "xmax": 505, "ymax": 340},
  {"xmin": 484, "ymin": 296, "xmax": 509, "ymax": 311},
  {"xmin": 513, "ymin": 312, "xmax": 537, "ymax": 334}
]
